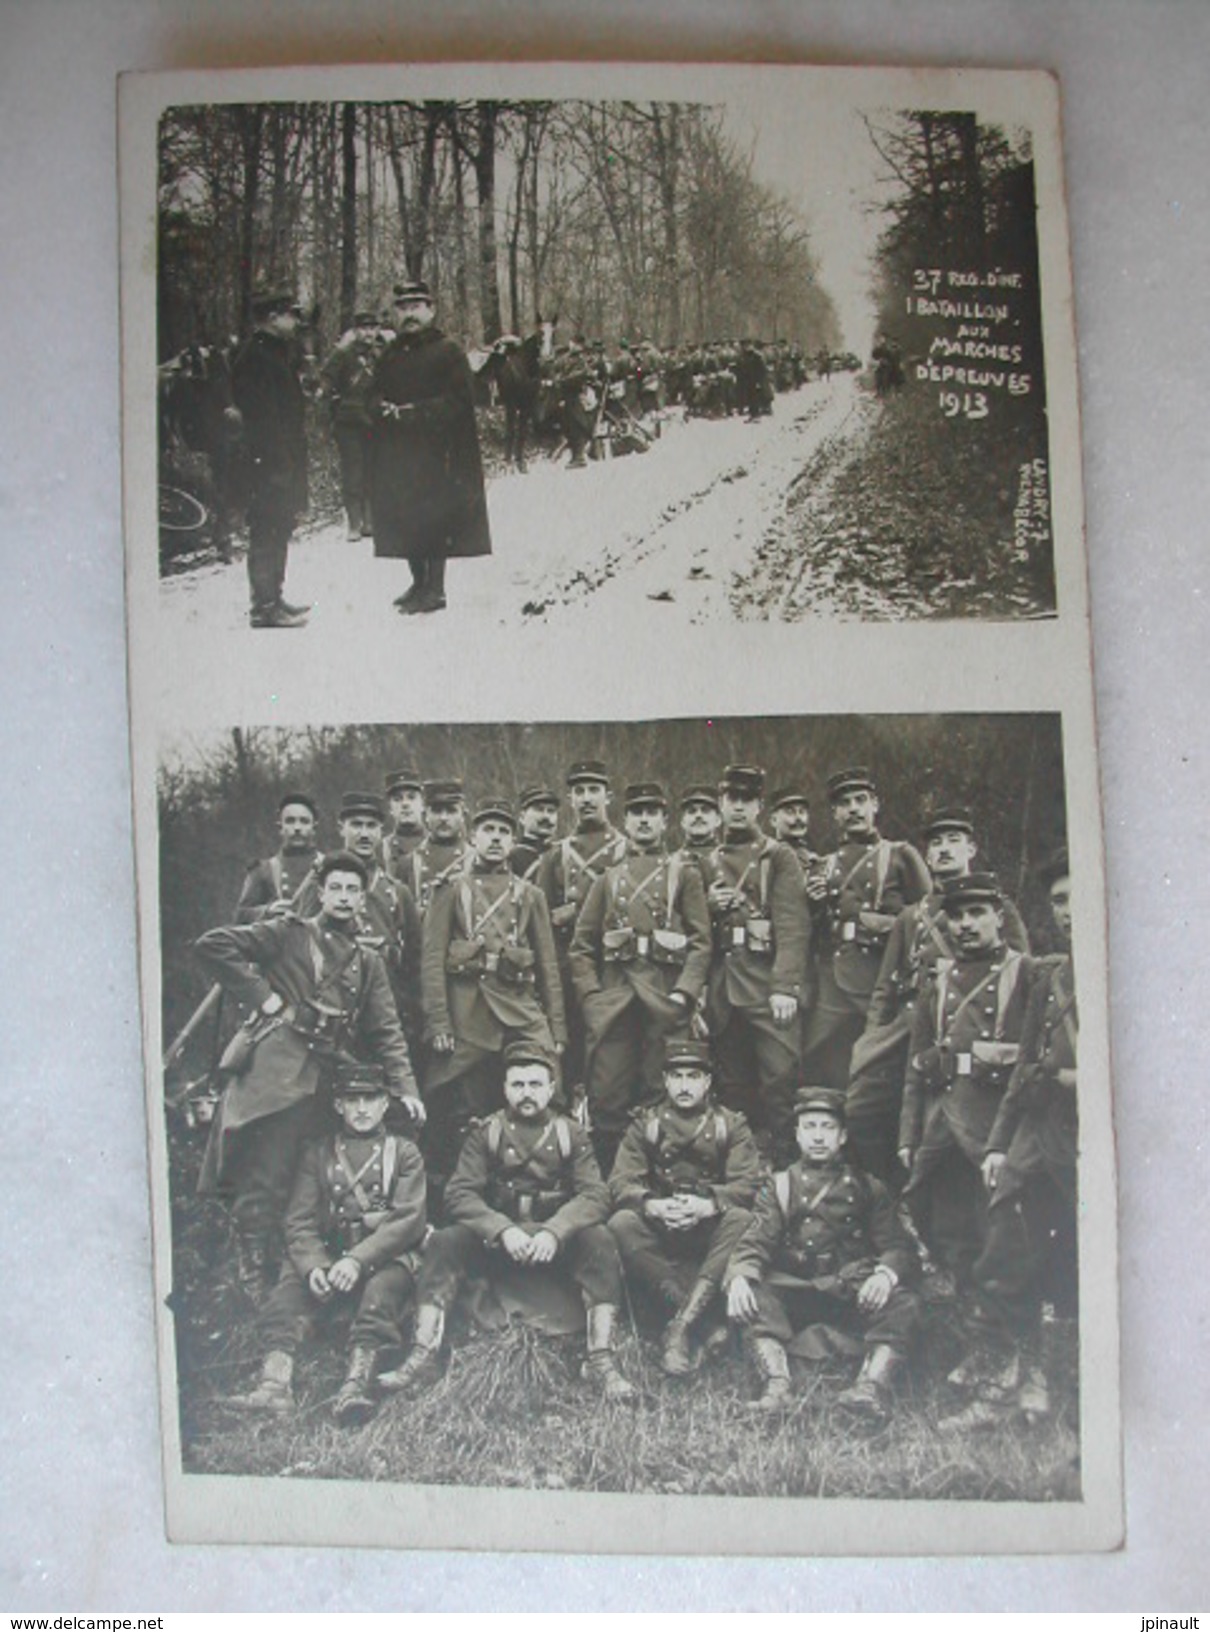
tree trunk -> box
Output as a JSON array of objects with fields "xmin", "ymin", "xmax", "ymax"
[
  {"xmin": 340, "ymin": 103, "xmax": 358, "ymax": 332},
  {"xmin": 473, "ymin": 101, "xmax": 503, "ymax": 342},
  {"xmin": 235, "ymin": 106, "xmax": 263, "ymax": 333}
]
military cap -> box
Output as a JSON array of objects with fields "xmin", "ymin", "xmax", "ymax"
[
  {"xmin": 679, "ymin": 782, "xmax": 720, "ymax": 810},
  {"xmin": 472, "ymin": 796, "xmax": 518, "ymax": 830},
  {"xmin": 327, "ymin": 1058, "xmax": 388, "ymax": 1098},
  {"xmin": 1037, "ymin": 844, "xmax": 1070, "ymax": 886},
  {"xmin": 566, "ymin": 759, "xmax": 610, "ymax": 787},
  {"xmin": 519, "ymin": 784, "xmax": 560, "ymax": 810},
  {"xmin": 384, "ymin": 767, "xmax": 423, "ymax": 797},
  {"xmin": 339, "ymin": 790, "xmax": 385, "ymax": 823},
  {"xmin": 719, "ymin": 763, "xmax": 766, "ymax": 800},
  {"xmin": 353, "ymin": 309, "xmax": 378, "ymax": 327},
  {"xmin": 663, "ymin": 1038, "xmax": 712, "ymax": 1071},
  {"xmin": 393, "ymin": 278, "xmax": 433, "ymax": 304},
  {"xmin": 250, "ymin": 283, "xmax": 299, "ymax": 318},
  {"xmin": 317, "ymin": 849, "xmax": 369, "ymax": 887},
  {"xmin": 624, "ymin": 781, "xmax": 668, "ymax": 809},
  {"xmin": 795, "ymin": 1086, "xmax": 846, "ymax": 1123},
  {"xmin": 277, "ymin": 790, "xmax": 318, "ymax": 817},
  {"xmin": 768, "ymin": 786, "xmax": 810, "ymax": 812},
  {"xmin": 941, "ymin": 870, "xmax": 1003, "ymax": 909},
  {"xmin": 923, "ymin": 804, "xmax": 975, "ymax": 839},
  {"xmin": 827, "ymin": 766, "xmax": 877, "ymax": 800},
  {"xmin": 502, "ymin": 1038, "xmax": 557, "ymax": 1075},
  {"xmin": 422, "ymin": 778, "xmax": 464, "ymax": 805}
]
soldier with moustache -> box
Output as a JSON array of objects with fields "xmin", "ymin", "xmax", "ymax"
[
  {"xmin": 195, "ymin": 850, "xmax": 423, "ymax": 1303},
  {"xmin": 845, "ymin": 807, "xmax": 1029, "ymax": 1184},
  {"xmin": 295, "ymin": 791, "xmax": 423, "ymax": 1049},
  {"xmin": 379, "ymin": 1040, "xmax": 634, "ymax": 1402},
  {"xmin": 402, "ymin": 778, "xmax": 471, "ymax": 917},
  {"xmin": 509, "ymin": 785, "xmax": 561, "ymax": 882},
  {"xmin": 568, "ymin": 782, "xmax": 713, "ymax": 1174},
  {"xmin": 801, "ymin": 768, "xmax": 931, "ymax": 1094},
  {"xmin": 422, "ymin": 798, "xmax": 566, "ymax": 1191},
  {"xmin": 700, "ymin": 765, "xmax": 810, "ymax": 1165},
  {"xmin": 942, "ymin": 850, "xmax": 1078, "ymax": 1431},
  {"xmin": 535, "ymin": 761, "xmax": 628, "ymax": 1091},
  {"xmin": 382, "ymin": 768, "xmax": 426, "ymax": 879},
  {"xmin": 897, "ymin": 872, "xmax": 1035, "ymax": 1294},
  {"xmin": 766, "ymin": 787, "xmax": 821, "ymax": 884},
  {"xmin": 320, "ymin": 308, "xmax": 383, "ymax": 540},
  {"xmin": 673, "ymin": 783, "xmax": 722, "ymax": 871},
  {"xmin": 234, "ymin": 792, "xmax": 323, "ymax": 924},
  {"xmin": 608, "ymin": 1039, "xmax": 760, "ymax": 1375}
]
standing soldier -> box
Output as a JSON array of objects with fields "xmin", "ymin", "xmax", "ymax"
[
  {"xmin": 846, "ymin": 807, "xmax": 1028, "ymax": 1183},
  {"xmin": 701, "ymin": 765, "xmax": 809, "ymax": 1165},
  {"xmin": 403, "ymin": 778, "xmax": 471, "ymax": 917},
  {"xmin": 942, "ymin": 850, "xmax": 1078, "ymax": 1430},
  {"xmin": 553, "ymin": 340, "xmax": 597, "ymax": 469},
  {"xmin": 225, "ymin": 1059, "xmax": 428, "ymax": 1427},
  {"xmin": 382, "ymin": 768, "xmax": 426, "ymax": 878},
  {"xmin": 195, "ymin": 851, "xmax": 423, "ymax": 1302},
  {"xmin": 897, "ymin": 872, "xmax": 1034, "ymax": 1295},
  {"xmin": 536, "ymin": 761, "xmax": 628, "ymax": 1092},
  {"xmin": 422, "ymin": 798, "xmax": 566, "ymax": 1192},
  {"xmin": 802, "ymin": 768, "xmax": 931, "ymax": 1093},
  {"xmin": 229, "ymin": 285, "xmax": 310, "ymax": 629},
  {"xmin": 673, "ymin": 783, "xmax": 722, "ymax": 871},
  {"xmin": 569, "ymin": 782, "xmax": 713, "ymax": 1174},
  {"xmin": 234, "ymin": 792, "xmax": 322, "ymax": 924},
  {"xmin": 724, "ymin": 1088, "xmax": 920, "ymax": 1419},
  {"xmin": 608, "ymin": 1039, "xmax": 760, "ymax": 1374},
  {"xmin": 766, "ymin": 787, "xmax": 820, "ymax": 883},
  {"xmin": 320, "ymin": 309, "xmax": 382, "ymax": 540},
  {"xmin": 510, "ymin": 784, "xmax": 561, "ymax": 882},
  {"xmin": 380, "ymin": 1041, "xmax": 635, "ymax": 1402},
  {"xmin": 370, "ymin": 278, "xmax": 492, "ymax": 616}
]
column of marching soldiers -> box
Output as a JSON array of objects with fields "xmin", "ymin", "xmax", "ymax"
[{"xmin": 191, "ymin": 761, "xmax": 1077, "ymax": 1436}]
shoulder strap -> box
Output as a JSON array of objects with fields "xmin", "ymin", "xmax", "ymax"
[
  {"xmin": 554, "ymin": 1116, "xmax": 572, "ymax": 1162},
  {"xmin": 994, "ymin": 951, "xmax": 1025, "ymax": 1039},
  {"xmin": 714, "ymin": 1110, "xmax": 728, "ymax": 1149},
  {"xmin": 269, "ymin": 854, "xmax": 284, "ymax": 898},
  {"xmin": 773, "ymin": 1170, "xmax": 791, "ymax": 1215},
  {"xmin": 382, "ymin": 1135, "xmax": 400, "ymax": 1200},
  {"xmin": 645, "ymin": 1113, "xmax": 662, "ymax": 1147},
  {"xmin": 486, "ymin": 1112, "xmax": 504, "ymax": 1158},
  {"xmin": 873, "ymin": 840, "xmax": 892, "ymax": 910}
]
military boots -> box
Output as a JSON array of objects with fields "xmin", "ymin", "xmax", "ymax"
[
  {"xmin": 332, "ymin": 1345, "xmax": 379, "ymax": 1427},
  {"xmin": 378, "ymin": 1304, "xmax": 445, "ymax": 1394},
  {"xmin": 227, "ymin": 1349, "xmax": 294, "ymax": 1415},
  {"xmin": 583, "ymin": 1304, "xmax": 637, "ymax": 1403},
  {"xmin": 662, "ymin": 1279, "xmax": 716, "ymax": 1377},
  {"xmin": 745, "ymin": 1334, "xmax": 792, "ymax": 1413},
  {"xmin": 836, "ymin": 1343, "xmax": 902, "ymax": 1423}
]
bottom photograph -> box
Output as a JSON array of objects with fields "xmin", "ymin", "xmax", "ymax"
[{"xmin": 156, "ymin": 712, "xmax": 1083, "ymax": 1508}]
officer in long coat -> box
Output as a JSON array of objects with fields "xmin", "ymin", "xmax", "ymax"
[
  {"xmin": 370, "ymin": 278, "xmax": 491, "ymax": 616},
  {"xmin": 229, "ymin": 285, "xmax": 310, "ymax": 629},
  {"xmin": 195, "ymin": 850, "xmax": 422, "ymax": 1301},
  {"xmin": 569, "ymin": 781, "xmax": 713, "ymax": 1174}
]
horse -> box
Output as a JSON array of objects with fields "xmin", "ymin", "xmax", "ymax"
[{"xmin": 481, "ymin": 319, "xmax": 554, "ymax": 471}]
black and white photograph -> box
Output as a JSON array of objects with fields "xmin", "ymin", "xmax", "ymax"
[
  {"xmin": 150, "ymin": 81, "xmax": 1058, "ymax": 643},
  {"xmin": 149, "ymin": 711, "xmax": 1115, "ymax": 1550}
]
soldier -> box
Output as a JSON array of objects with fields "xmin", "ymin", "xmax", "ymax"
[
  {"xmin": 234, "ymin": 792, "xmax": 322, "ymax": 923},
  {"xmin": 766, "ymin": 787, "xmax": 820, "ymax": 883},
  {"xmin": 673, "ymin": 783, "xmax": 722, "ymax": 869},
  {"xmin": 801, "ymin": 767, "xmax": 931, "ymax": 1093},
  {"xmin": 700, "ymin": 765, "xmax": 809, "ymax": 1165},
  {"xmin": 898, "ymin": 872, "xmax": 1034, "ymax": 1294},
  {"xmin": 569, "ymin": 781, "xmax": 712, "ymax": 1173},
  {"xmin": 724, "ymin": 1088, "xmax": 920, "ymax": 1419},
  {"xmin": 229, "ymin": 284, "xmax": 310, "ymax": 629},
  {"xmin": 552, "ymin": 340, "xmax": 597, "ymax": 468},
  {"xmin": 942, "ymin": 850, "xmax": 1078, "ymax": 1431},
  {"xmin": 195, "ymin": 850, "xmax": 423, "ymax": 1302},
  {"xmin": 320, "ymin": 309, "xmax": 382, "ymax": 540},
  {"xmin": 421, "ymin": 798, "xmax": 566, "ymax": 1191},
  {"xmin": 535, "ymin": 761, "xmax": 628, "ymax": 1090},
  {"xmin": 379, "ymin": 1041, "xmax": 635, "ymax": 1401},
  {"xmin": 295, "ymin": 791, "xmax": 423, "ymax": 1045},
  {"xmin": 370, "ymin": 278, "xmax": 492, "ymax": 616},
  {"xmin": 225, "ymin": 1059, "xmax": 428, "ymax": 1426},
  {"xmin": 509, "ymin": 784, "xmax": 561, "ymax": 882},
  {"xmin": 845, "ymin": 807, "xmax": 1029, "ymax": 1184},
  {"xmin": 608, "ymin": 1039, "xmax": 760, "ymax": 1374},
  {"xmin": 382, "ymin": 768, "xmax": 426, "ymax": 878},
  {"xmin": 403, "ymin": 779, "xmax": 470, "ymax": 917}
]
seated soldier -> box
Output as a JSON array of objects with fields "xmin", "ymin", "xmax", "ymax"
[
  {"xmin": 379, "ymin": 1041, "xmax": 636, "ymax": 1402},
  {"xmin": 608, "ymin": 1039, "xmax": 760, "ymax": 1375},
  {"xmin": 225, "ymin": 1058, "xmax": 428, "ymax": 1427},
  {"xmin": 724, "ymin": 1088, "xmax": 920, "ymax": 1419}
]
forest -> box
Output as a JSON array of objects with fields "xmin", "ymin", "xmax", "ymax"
[{"xmin": 158, "ymin": 98, "xmax": 842, "ymax": 359}]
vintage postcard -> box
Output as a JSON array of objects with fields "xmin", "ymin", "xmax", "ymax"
[{"xmin": 119, "ymin": 62, "xmax": 1118, "ymax": 1552}]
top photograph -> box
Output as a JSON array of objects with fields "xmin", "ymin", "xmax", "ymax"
[{"xmin": 144, "ymin": 69, "xmax": 1072, "ymax": 641}]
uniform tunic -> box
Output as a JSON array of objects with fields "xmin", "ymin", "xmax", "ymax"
[
  {"xmin": 403, "ymin": 839, "xmax": 470, "ymax": 917},
  {"xmin": 234, "ymin": 849, "xmax": 322, "ymax": 924},
  {"xmin": 294, "ymin": 865, "xmax": 422, "ymax": 1042},
  {"xmin": 370, "ymin": 326, "xmax": 492, "ymax": 562},
  {"xmin": 536, "ymin": 823, "xmax": 629, "ymax": 1086}
]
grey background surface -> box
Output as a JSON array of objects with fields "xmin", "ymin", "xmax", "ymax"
[{"xmin": 2, "ymin": 0, "xmax": 1207, "ymax": 1609}]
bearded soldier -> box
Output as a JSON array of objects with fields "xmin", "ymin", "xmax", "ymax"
[
  {"xmin": 568, "ymin": 782, "xmax": 712, "ymax": 1174},
  {"xmin": 195, "ymin": 851, "xmax": 423, "ymax": 1302}
]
